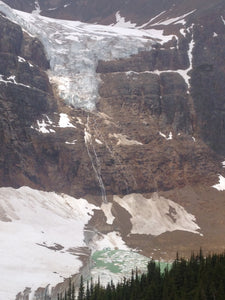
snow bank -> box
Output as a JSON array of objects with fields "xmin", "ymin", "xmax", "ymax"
[
  {"xmin": 92, "ymin": 231, "xmax": 129, "ymax": 251},
  {"xmin": 221, "ymin": 16, "xmax": 225, "ymax": 25},
  {"xmin": 212, "ymin": 175, "xmax": 225, "ymax": 191},
  {"xmin": 139, "ymin": 11, "xmax": 167, "ymax": 28},
  {"xmin": 0, "ymin": 74, "xmax": 31, "ymax": 89},
  {"xmin": 152, "ymin": 10, "xmax": 196, "ymax": 26},
  {"xmin": 114, "ymin": 193, "xmax": 202, "ymax": 236},
  {"xmin": 0, "ymin": 186, "xmax": 98, "ymax": 300},
  {"xmin": 36, "ymin": 119, "xmax": 55, "ymax": 133},
  {"xmin": 113, "ymin": 11, "xmax": 137, "ymax": 28},
  {"xmin": 159, "ymin": 131, "xmax": 173, "ymax": 140},
  {"xmin": 58, "ymin": 113, "xmax": 76, "ymax": 128},
  {"xmin": 31, "ymin": 113, "xmax": 76, "ymax": 134},
  {"xmin": 101, "ymin": 202, "xmax": 115, "ymax": 225}
]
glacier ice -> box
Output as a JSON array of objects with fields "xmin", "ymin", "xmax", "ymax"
[{"xmin": 0, "ymin": 1, "xmax": 157, "ymax": 110}]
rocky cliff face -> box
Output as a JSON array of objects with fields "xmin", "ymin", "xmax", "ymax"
[
  {"xmin": 0, "ymin": 1, "xmax": 225, "ymax": 298},
  {"xmin": 0, "ymin": 0, "xmax": 224, "ymax": 214},
  {"xmin": 191, "ymin": 14, "xmax": 225, "ymax": 154},
  {"xmin": 0, "ymin": 13, "xmax": 54, "ymax": 187},
  {"xmin": 2, "ymin": 0, "xmax": 224, "ymax": 25}
]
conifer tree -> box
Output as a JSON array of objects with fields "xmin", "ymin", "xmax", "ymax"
[
  {"xmin": 61, "ymin": 250, "xmax": 225, "ymax": 300},
  {"xmin": 78, "ymin": 275, "xmax": 85, "ymax": 300},
  {"xmin": 71, "ymin": 282, "xmax": 75, "ymax": 300},
  {"xmin": 86, "ymin": 281, "xmax": 90, "ymax": 300}
]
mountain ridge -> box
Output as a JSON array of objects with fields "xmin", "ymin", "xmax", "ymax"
[
  {"xmin": 0, "ymin": 0, "xmax": 225, "ymax": 299},
  {"xmin": 2, "ymin": 0, "xmax": 224, "ymax": 25}
]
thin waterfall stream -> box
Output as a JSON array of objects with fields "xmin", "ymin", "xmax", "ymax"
[{"xmin": 84, "ymin": 116, "xmax": 107, "ymax": 203}]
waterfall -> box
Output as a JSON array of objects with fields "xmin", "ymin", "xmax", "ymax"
[{"xmin": 84, "ymin": 117, "xmax": 107, "ymax": 203}]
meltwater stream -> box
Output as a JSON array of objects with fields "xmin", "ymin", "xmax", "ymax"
[{"xmin": 84, "ymin": 116, "xmax": 107, "ymax": 203}]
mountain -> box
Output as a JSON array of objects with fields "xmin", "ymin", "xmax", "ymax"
[
  {"xmin": 0, "ymin": 0, "xmax": 225, "ymax": 299},
  {"xmin": 2, "ymin": 0, "xmax": 224, "ymax": 25}
]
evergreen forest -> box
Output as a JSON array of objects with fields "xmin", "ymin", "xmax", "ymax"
[{"xmin": 58, "ymin": 250, "xmax": 225, "ymax": 300}]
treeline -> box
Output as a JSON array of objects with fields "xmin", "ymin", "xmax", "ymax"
[{"xmin": 58, "ymin": 250, "xmax": 225, "ymax": 300}]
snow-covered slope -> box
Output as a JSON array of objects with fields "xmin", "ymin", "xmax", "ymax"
[
  {"xmin": 0, "ymin": 186, "xmax": 97, "ymax": 300},
  {"xmin": 0, "ymin": 1, "xmax": 174, "ymax": 110},
  {"xmin": 1, "ymin": 0, "xmax": 225, "ymax": 298},
  {"xmin": 114, "ymin": 193, "xmax": 201, "ymax": 236},
  {"xmin": 0, "ymin": 186, "xmax": 203, "ymax": 299}
]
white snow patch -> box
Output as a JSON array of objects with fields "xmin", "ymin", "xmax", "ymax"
[
  {"xmin": 0, "ymin": 74, "xmax": 31, "ymax": 88},
  {"xmin": 144, "ymin": 28, "xmax": 175, "ymax": 44},
  {"xmin": 138, "ymin": 11, "xmax": 167, "ymax": 28},
  {"xmin": 92, "ymin": 232, "xmax": 128, "ymax": 251},
  {"xmin": 65, "ymin": 140, "xmax": 77, "ymax": 145},
  {"xmin": 95, "ymin": 138, "xmax": 103, "ymax": 145},
  {"xmin": 32, "ymin": 0, "xmax": 41, "ymax": 15},
  {"xmin": 34, "ymin": 115, "xmax": 55, "ymax": 134},
  {"xmin": 187, "ymin": 37, "xmax": 195, "ymax": 71},
  {"xmin": 18, "ymin": 56, "xmax": 26, "ymax": 63},
  {"xmin": 47, "ymin": 7, "xmax": 57, "ymax": 11},
  {"xmin": 222, "ymin": 161, "xmax": 225, "ymax": 168},
  {"xmin": 212, "ymin": 175, "xmax": 225, "ymax": 191},
  {"xmin": 44, "ymin": 114, "xmax": 53, "ymax": 125},
  {"xmin": 18, "ymin": 57, "xmax": 34, "ymax": 68},
  {"xmin": 113, "ymin": 11, "xmax": 137, "ymax": 28},
  {"xmin": 180, "ymin": 28, "xmax": 186, "ymax": 36},
  {"xmin": 176, "ymin": 69, "xmax": 191, "ymax": 88},
  {"xmin": 101, "ymin": 203, "xmax": 115, "ymax": 225},
  {"xmin": 36, "ymin": 119, "xmax": 53, "ymax": 133},
  {"xmin": 34, "ymin": 113, "xmax": 76, "ymax": 133},
  {"xmin": 221, "ymin": 16, "xmax": 225, "ymax": 25},
  {"xmin": 152, "ymin": 10, "xmax": 196, "ymax": 26},
  {"xmin": 159, "ymin": 131, "xmax": 173, "ymax": 140},
  {"xmin": 213, "ymin": 32, "xmax": 218, "ymax": 37},
  {"xmin": 7, "ymin": 75, "xmax": 16, "ymax": 82},
  {"xmin": 0, "ymin": 186, "xmax": 98, "ymax": 300},
  {"xmin": 192, "ymin": 137, "xmax": 196, "ymax": 142},
  {"xmin": 58, "ymin": 113, "xmax": 76, "ymax": 128},
  {"xmin": 110, "ymin": 133, "xmax": 143, "ymax": 146},
  {"xmin": 114, "ymin": 193, "xmax": 202, "ymax": 236}
]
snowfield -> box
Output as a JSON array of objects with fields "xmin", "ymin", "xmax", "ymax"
[
  {"xmin": 212, "ymin": 174, "xmax": 225, "ymax": 191},
  {"xmin": 0, "ymin": 186, "xmax": 98, "ymax": 300},
  {"xmin": 0, "ymin": 186, "xmax": 202, "ymax": 299},
  {"xmin": 114, "ymin": 193, "xmax": 202, "ymax": 236}
]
